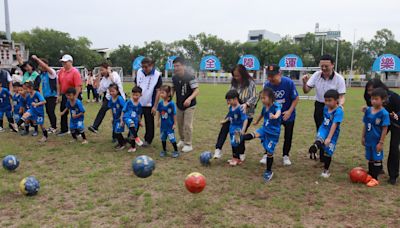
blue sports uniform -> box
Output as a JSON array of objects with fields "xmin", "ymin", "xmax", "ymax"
[
  {"xmin": 66, "ymin": 99, "xmax": 85, "ymax": 132},
  {"xmin": 108, "ymin": 96, "xmax": 125, "ymax": 133},
  {"xmin": 226, "ymin": 105, "xmax": 247, "ymax": 147},
  {"xmin": 157, "ymin": 100, "xmax": 177, "ymax": 143},
  {"xmin": 26, "ymin": 91, "xmax": 45, "ymax": 125},
  {"xmin": 256, "ymin": 102, "xmax": 282, "ymax": 153},
  {"xmin": 12, "ymin": 93, "xmax": 23, "ymax": 122},
  {"xmin": 363, "ymin": 107, "xmax": 390, "ymax": 161},
  {"xmin": 264, "ymin": 76, "xmax": 298, "ymax": 122},
  {"xmin": 0, "ymin": 88, "xmax": 12, "ymax": 119},
  {"xmin": 122, "ymin": 99, "xmax": 142, "ymax": 129},
  {"xmin": 316, "ymin": 106, "xmax": 344, "ymax": 156}
]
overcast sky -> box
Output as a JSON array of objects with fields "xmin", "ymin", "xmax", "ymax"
[{"xmin": 1, "ymin": 0, "xmax": 399, "ymax": 49}]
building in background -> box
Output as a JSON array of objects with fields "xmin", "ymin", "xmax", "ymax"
[
  {"xmin": 247, "ymin": 30, "xmax": 281, "ymax": 43},
  {"xmin": 294, "ymin": 23, "xmax": 341, "ymax": 43}
]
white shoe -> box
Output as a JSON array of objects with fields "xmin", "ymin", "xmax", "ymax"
[
  {"xmin": 321, "ymin": 170, "xmax": 331, "ymax": 178},
  {"xmin": 259, "ymin": 154, "xmax": 268, "ymax": 164},
  {"xmin": 128, "ymin": 147, "xmax": 137, "ymax": 153},
  {"xmin": 181, "ymin": 145, "xmax": 193, "ymax": 153},
  {"xmin": 283, "ymin": 155, "xmax": 292, "ymax": 166},
  {"xmin": 0, "ymin": 127, "xmax": 4, "ymax": 132},
  {"xmin": 213, "ymin": 149, "xmax": 222, "ymax": 159},
  {"xmin": 240, "ymin": 154, "xmax": 246, "ymax": 162},
  {"xmin": 177, "ymin": 141, "xmax": 185, "ymax": 148}
]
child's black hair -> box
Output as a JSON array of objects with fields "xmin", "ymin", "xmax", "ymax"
[
  {"xmin": 131, "ymin": 86, "xmax": 142, "ymax": 94},
  {"xmin": 371, "ymin": 87, "xmax": 388, "ymax": 100},
  {"xmin": 160, "ymin": 85, "xmax": 172, "ymax": 101},
  {"xmin": 225, "ymin": 90, "xmax": 240, "ymax": 100},
  {"xmin": 13, "ymin": 82, "xmax": 22, "ymax": 87},
  {"xmin": 261, "ymin": 87, "xmax": 276, "ymax": 103},
  {"xmin": 66, "ymin": 87, "xmax": 77, "ymax": 95},
  {"xmin": 324, "ymin": 89, "xmax": 339, "ymax": 100},
  {"xmin": 173, "ymin": 57, "xmax": 186, "ymax": 65},
  {"xmin": 24, "ymin": 81, "xmax": 34, "ymax": 89}
]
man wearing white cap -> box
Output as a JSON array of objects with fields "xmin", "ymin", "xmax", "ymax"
[{"xmin": 57, "ymin": 54, "xmax": 82, "ymax": 136}]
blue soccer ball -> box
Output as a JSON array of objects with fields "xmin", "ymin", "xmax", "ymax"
[
  {"xmin": 2, "ymin": 155, "xmax": 20, "ymax": 171},
  {"xmin": 200, "ymin": 151, "xmax": 212, "ymax": 166},
  {"xmin": 132, "ymin": 155, "xmax": 155, "ymax": 178},
  {"xmin": 20, "ymin": 176, "xmax": 40, "ymax": 196}
]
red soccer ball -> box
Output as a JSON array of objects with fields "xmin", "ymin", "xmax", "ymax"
[
  {"xmin": 349, "ymin": 167, "xmax": 368, "ymax": 183},
  {"xmin": 185, "ymin": 172, "xmax": 206, "ymax": 194}
]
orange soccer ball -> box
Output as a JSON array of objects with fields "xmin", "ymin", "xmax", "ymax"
[
  {"xmin": 185, "ymin": 172, "xmax": 206, "ymax": 194},
  {"xmin": 349, "ymin": 167, "xmax": 368, "ymax": 183}
]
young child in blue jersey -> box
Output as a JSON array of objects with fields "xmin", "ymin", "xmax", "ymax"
[
  {"xmin": 308, "ymin": 89, "xmax": 344, "ymax": 178},
  {"xmin": 60, "ymin": 88, "xmax": 87, "ymax": 144},
  {"xmin": 157, "ymin": 85, "xmax": 179, "ymax": 158},
  {"xmin": 16, "ymin": 82, "xmax": 48, "ymax": 142},
  {"xmin": 220, "ymin": 90, "xmax": 248, "ymax": 166},
  {"xmin": 108, "ymin": 84, "xmax": 127, "ymax": 151},
  {"xmin": 362, "ymin": 88, "xmax": 390, "ymax": 187},
  {"xmin": 243, "ymin": 87, "xmax": 282, "ymax": 182},
  {"xmin": 12, "ymin": 82, "xmax": 22, "ymax": 123},
  {"xmin": 121, "ymin": 86, "xmax": 143, "ymax": 153},
  {"xmin": 0, "ymin": 81, "xmax": 18, "ymax": 132}
]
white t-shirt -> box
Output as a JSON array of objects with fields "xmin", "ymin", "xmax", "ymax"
[
  {"xmin": 97, "ymin": 71, "xmax": 125, "ymax": 100},
  {"xmin": 306, "ymin": 71, "xmax": 346, "ymax": 103},
  {"xmin": 135, "ymin": 69, "xmax": 161, "ymax": 107}
]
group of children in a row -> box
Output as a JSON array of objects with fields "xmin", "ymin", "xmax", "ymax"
[{"xmin": 223, "ymin": 86, "xmax": 390, "ymax": 186}]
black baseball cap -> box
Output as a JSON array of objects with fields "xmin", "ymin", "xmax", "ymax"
[{"xmin": 266, "ymin": 64, "xmax": 280, "ymax": 75}]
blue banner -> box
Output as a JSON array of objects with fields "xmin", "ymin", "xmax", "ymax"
[
  {"xmin": 200, "ymin": 55, "xmax": 221, "ymax": 71},
  {"xmin": 165, "ymin": 56, "xmax": 177, "ymax": 71},
  {"xmin": 279, "ymin": 54, "xmax": 304, "ymax": 68},
  {"xmin": 132, "ymin": 56, "xmax": 145, "ymax": 71},
  {"xmin": 237, "ymin": 54, "xmax": 261, "ymax": 70},
  {"xmin": 372, "ymin": 54, "xmax": 400, "ymax": 72}
]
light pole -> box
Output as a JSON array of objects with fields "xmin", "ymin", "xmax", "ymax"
[
  {"xmin": 334, "ymin": 38, "xmax": 340, "ymax": 72},
  {"xmin": 321, "ymin": 36, "xmax": 324, "ymax": 55},
  {"xmin": 4, "ymin": 0, "xmax": 11, "ymax": 41},
  {"xmin": 350, "ymin": 30, "xmax": 356, "ymax": 77}
]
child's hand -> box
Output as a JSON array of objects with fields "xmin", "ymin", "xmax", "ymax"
[
  {"xmin": 390, "ymin": 112, "xmax": 399, "ymax": 121},
  {"xmin": 32, "ymin": 103, "xmax": 37, "ymax": 107},
  {"xmin": 361, "ymin": 137, "xmax": 365, "ymax": 146},
  {"xmin": 269, "ymin": 113, "xmax": 278, "ymax": 119},
  {"xmin": 253, "ymin": 120, "xmax": 259, "ymax": 126},
  {"xmin": 376, "ymin": 142, "xmax": 383, "ymax": 152},
  {"xmin": 324, "ymin": 138, "xmax": 331, "ymax": 147},
  {"xmin": 72, "ymin": 114, "xmax": 78, "ymax": 119},
  {"xmin": 139, "ymin": 122, "xmax": 143, "ymax": 127},
  {"xmin": 240, "ymin": 129, "xmax": 245, "ymax": 135},
  {"xmin": 172, "ymin": 124, "xmax": 176, "ymax": 130},
  {"xmin": 120, "ymin": 120, "xmax": 124, "ymax": 128}
]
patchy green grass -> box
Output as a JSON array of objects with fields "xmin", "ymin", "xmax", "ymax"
[{"xmin": 1, "ymin": 84, "xmax": 400, "ymax": 227}]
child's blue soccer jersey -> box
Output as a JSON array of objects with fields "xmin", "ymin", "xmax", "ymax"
[
  {"xmin": 66, "ymin": 99, "xmax": 85, "ymax": 130},
  {"xmin": 12, "ymin": 93, "xmax": 21, "ymax": 121},
  {"xmin": 363, "ymin": 107, "xmax": 390, "ymax": 161},
  {"xmin": 157, "ymin": 100, "xmax": 177, "ymax": 143},
  {"xmin": 26, "ymin": 91, "xmax": 45, "ymax": 115},
  {"xmin": 256, "ymin": 102, "xmax": 282, "ymax": 153},
  {"xmin": 122, "ymin": 99, "xmax": 142, "ymax": 128},
  {"xmin": 0, "ymin": 88, "xmax": 12, "ymax": 111},
  {"xmin": 317, "ymin": 106, "xmax": 344, "ymax": 156},
  {"xmin": 227, "ymin": 105, "xmax": 247, "ymax": 147},
  {"xmin": 108, "ymin": 96, "xmax": 126, "ymax": 133}
]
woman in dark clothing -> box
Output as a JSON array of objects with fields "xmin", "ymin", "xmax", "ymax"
[
  {"xmin": 364, "ymin": 78, "xmax": 400, "ymax": 185},
  {"xmin": 213, "ymin": 64, "xmax": 258, "ymax": 160}
]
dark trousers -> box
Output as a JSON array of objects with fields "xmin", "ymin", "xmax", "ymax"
[
  {"xmin": 140, "ymin": 107, "xmax": 155, "ymax": 144},
  {"xmin": 314, "ymin": 101, "xmax": 325, "ymax": 162},
  {"xmin": 388, "ymin": 126, "xmax": 400, "ymax": 179},
  {"xmin": 215, "ymin": 118, "xmax": 253, "ymax": 150},
  {"xmin": 232, "ymin": 141, "xmax": 245, "ymax": 158},
  {"xmin": 92, "ymin": 97, "xmax": 110, "ymax": 130},
  {"xmin": 282, "ymin": 121, "xmax": 295, "ymax": 157},
  {"xmin": 86, "ymin": 85, "xmax": 96, "ymax": 100},
  {"xmin": 45, "ymin": 96, "xmax": 57, "ymax": 129},
  {"xmin": 60, "ymin": 95, "xmax": 68, "ymax": 133}
]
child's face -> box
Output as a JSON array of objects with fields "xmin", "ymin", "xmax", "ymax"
[
  {"xmin": 66, "ymin": 93, "xmax": 75, "ymax": 101},
  {"xmin": 109, "ymin": 88, "xmax": 118, "ymax": 97},
  {"xmin": 131, "ymin": 92, "xmax": 141, "ymax": 101},
  {"xmin": 261, "ymin": 93, "xmax": 272, "ymax": 106},
  {"xmin": 18, "ymin": 87, "xmax": 25, "ymax": 95},
  {"xmin": 160, "ymin": 90, "xmax": 168, "ymax": 100},
  {"xmin": 13, "ymin": 86, "xmax": 19, "ymax": 93},
  {"xmin": 324, "ymin": 97, "xmax": 338, "ymax": 108},
  {"xmin": 26, "ymin": 87, "xmax": 33, "ymax": 93},
  {"xmin": 226, "ymin": 98, "xmax": 236, "ymax": 106},
  {"xmin": 371, "ymin": 96, "xmax": 383, "ymax": 108}
]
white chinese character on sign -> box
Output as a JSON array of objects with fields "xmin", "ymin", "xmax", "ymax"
[
  {"xmin": 380, "ymin": 57, "xmax": 395, "ymax": 70},
  {"xmin": 205, "ymin": 58, "xmax": 216, "ymax": 69},
  {"xmin": 285, "ymin": 57, "xmax": 297, "ymax": 67},
  {"xmin": 243, "ymin": 57, "xmax": 254, "ymax": 69}
]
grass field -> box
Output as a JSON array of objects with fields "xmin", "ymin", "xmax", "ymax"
[{"xmin": 1, "ymin": 84, "xmax": 400, "ymax": 227}]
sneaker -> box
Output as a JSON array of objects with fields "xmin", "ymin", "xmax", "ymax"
[
  {"xmin": 0, "ymin": 127, "xmax": 4, "ymax": 132},
  {"xmin": 366, "ymin": 178, "xmax": 379, "ymax": 187},
  {"xmin": 115, "ymin": 145, "xmax": 125, "ymax": 151},
  {"xmin": 32, "ymin": 131, "xmax": 38, "ymax": 137},
  {"xmin": 57, "ymin": 131, "xmax": 69, "ymax": 137},
  {"xmin": 142, "ymin": 141, "xmax": 150, "ymax": 147},
  {"xmin": 388, "ymin": 177, "xmax": 397, "ymax": 185},
  {"xmin": 10, "ymin": 124, "xmax": 18, "ymax": 132},
  {"xmin": 135, "ymin": 137, "xmax": 144, "ymax": 146},
  {"xmin": 160, "ymin": 151, "xmax": 167, "ymax": 157},
  {"xmin": 263, "ymin": 170, "xmax": 274, "ymax": 182},
  {"xmin": 88, "ymin": 126, "xmax": 98, "ymax": 134},
  {"xmin": 239, "ymin": 154, "xmax": 246, "ymax": 162},
  {"xmin": 128, "ymin": 147, "xmax": 137, "ymax": 153},
  {"xmin": 82, "ymin": 140, "xmax": 88, "ymax": 145},
  {"xmin": 92, "ymin": 99, "xmax": 96, "ymax": 103},
  {"xmin": 172, "ymin": 151, "xmax": 180, "ymax": 158},
  {"xmin": 39, "ymin": 137, "xmax": 47, "ymax": 143},
  {"xmin": 259, "ymin": 154, "xmax": 268, "ymax": 164},
  {"xmin": 47, "ymin": 127, "xmax": 57, "ymax": 134},
  {"xmin": 213, "ymin": 149, "xmax": 222, "ymax": 159},
  {"xmin": 177, "ymin": 141, "xmax": 185, "ymax": 148},
  {"xmin": 229, "ymin": 158, "xmax": 242, "ymax": 166},
  {"xmin": 283, "ymin": 155, "xmax": 292, "ymax": 166},
  {"xmin": 309, "ymin": 144, "xmax": 318, "ymax": 160},
  {"xmin": 181, "ymin": 145, "xmax": 193, "ymax": 153},
  {"xmin": 320, "ymin": 170, "xmax": 331, "ymax": 178}
]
